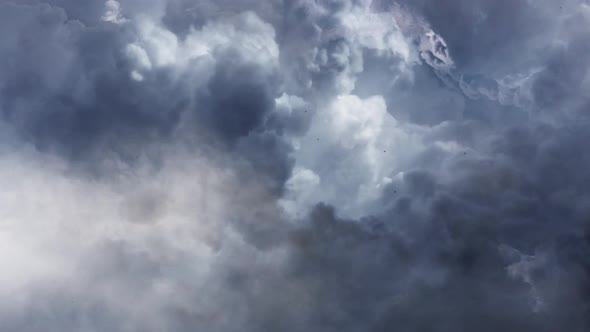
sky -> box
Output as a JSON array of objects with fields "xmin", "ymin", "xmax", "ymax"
[{"xmin": 0, "ymin": 0, "xmax": 589, "ymax": 331}]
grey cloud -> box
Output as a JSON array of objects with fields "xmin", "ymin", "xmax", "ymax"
[
  {"xmin": 1, "ymin": 0, "xmax": 590, "ymax": 331},
  {"xmin": 395, "ymin": 0, "xmax": 555, "ymax": 71},
  {"xmin": 0, "ymin": 1, "xmax": 291, "ymax": 187},
  {"xmin": 0, "ymin": 2, "xmax": 177, "ymax": 157},
  {"xmin": 200, "ymin": 59, "xmax": 280, "ymax": 142},
  {"xmin": 531, "ymin": 23, "xmax": 590, "ymax": 112},
  {"xmin": 385, "ymin": 0, "xmax": 590, "ymax": 125}
]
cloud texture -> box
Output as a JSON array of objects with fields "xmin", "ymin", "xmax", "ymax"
[{"xmin": 0, "ymin": 0, "xmax": 589, "ymax": 331}]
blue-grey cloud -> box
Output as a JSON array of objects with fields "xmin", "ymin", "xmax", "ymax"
[{"xmin": 0, "ymin": 0, "xmax": 589, "ymax": 331}]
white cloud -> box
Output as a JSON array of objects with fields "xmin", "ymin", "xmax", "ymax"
[
  {"xmin": 285, "ymin": 94, "xmax": 426, "ymax": 218},
  {"xmin": 0, "ymin": 144, "xmax": 291, "ymax": 328},
  {"xmin": 125, "ymin": 11, "xmax": 279, "ymax": 84},
  {"xmin": 102, "ymin": 0, "xmax": 127, "ymax": 24}
]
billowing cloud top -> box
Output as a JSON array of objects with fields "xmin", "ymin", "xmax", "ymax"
[{"xmin": 1, "ymin": 0, "xmax": 590, "ymax": 331}]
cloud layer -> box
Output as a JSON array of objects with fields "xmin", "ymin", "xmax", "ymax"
[{"xmin": 1, "ymin": 0, "xmax": 589, "ymax": 331}]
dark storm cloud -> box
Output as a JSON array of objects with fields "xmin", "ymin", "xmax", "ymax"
[
  {"xmin": 0, "ymin": 2, "xmax": 175, "ymax": 156},
  {"xmin": 531, "ymin": 11, "xmax": 590, "ymax": 112},
  {"xmin": 380, "ymin": 0, "xmax": 590, "ymax": 125},
  {"xmin": 1, "ymin": 0, "xmax": 590, "ymax": 331},
  {"xmin": 272, "ymin": 121, "xmax": 590, "ymax": 331},
  {"xmin": 394, "ymin": 0, "xmax": 555, "ymax": 71},
  {"xmin": 200, "ymin": 59, "xmax": 280, "ymax": 142},
  {"xmin": 0, "ymin": 1, "xmax": 291, "ymax": 188}
]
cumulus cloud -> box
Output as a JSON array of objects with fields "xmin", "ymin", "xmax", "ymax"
[{"xmin": 0, "ymin": 0, "xmax": 589, "ymax": 331}]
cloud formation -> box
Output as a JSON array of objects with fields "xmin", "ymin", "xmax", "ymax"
[{"xmin": 0, "ymin": 0, "xmax": 589, "ymax": 331}]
